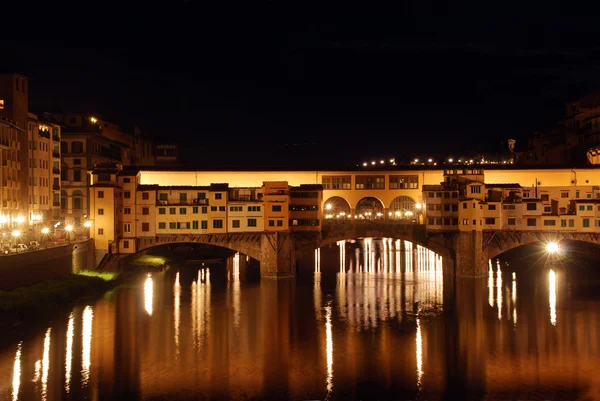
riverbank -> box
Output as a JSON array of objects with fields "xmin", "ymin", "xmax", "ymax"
[{"xmin": 0, "ymin": 270, "xmax": 121, "ymax": 330}]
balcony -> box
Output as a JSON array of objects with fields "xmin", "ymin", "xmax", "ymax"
[
  {"xmin": 52, "ymin": 168, "xmax": 60, "ymax": 174},
  {"xmin": 53, "ymin": 184, "xmax": 60, "ymax": 190},
  {"xmin": 229, "ymin": 196, "xmax": 262, "ymax": 202},
  {"xmin": 52, "ymin": 134, "xmax": 60, "ymax": 142},
  {"xmin": 193, "ymin": 198, "xmax": 209, "ymax": 205},
  {"xmin": 52, "ymin": 151, "xmax": 60, "ymax": 158},
  {"xmin": 53, "ymin": 201, "xmax": 60, "ymax": 207},
  {"xmin": 39, "ymin": 130, "xmax": 50, "ymax": 139}
]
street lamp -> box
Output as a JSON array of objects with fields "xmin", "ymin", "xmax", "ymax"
[
  {"xmin": 11, "ymin": 229, "xmax": 20, "ymax": 247},
  {"xmin": 65, "ymin": 224, "xmax": 73, "ymax": 244},
  {"xmin": 546, "ymin": 241, "xmax": 560, "ymax": 254}
]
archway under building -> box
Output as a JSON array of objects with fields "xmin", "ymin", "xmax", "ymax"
[
  {"xmin": 389, "ymin": 196, "xmax": 417, "ymax": 220},
  {"xmin": 356, "ymin": 197, "xmax": 385, "ymax": 219},
  {"xmin": 323, "ymin": 196, "xmax": 352, "ymax": 218}
]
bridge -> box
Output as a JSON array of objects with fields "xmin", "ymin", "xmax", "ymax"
[{"xmin": 127, "ymin": 221, "xmax": 600, "ymax": 277}]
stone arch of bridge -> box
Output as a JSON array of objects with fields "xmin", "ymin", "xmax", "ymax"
[
  {"xmin": 323, "ymin": 196, "xmax": 352, "ymax": 215},
  {"xmin": 486, "ymin": 231, "xmax": 600, "ymax": 261},
  {"xmin": 135, "ymin": 235, "xmax": 264, "ymax": 262}
]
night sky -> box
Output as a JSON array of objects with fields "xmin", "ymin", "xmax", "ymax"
[{"xmin": 2, "ymin": 4, "xmax": 599, "ymax": 167}]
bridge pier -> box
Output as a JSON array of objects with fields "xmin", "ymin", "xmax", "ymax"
[
  {"xmin": 260, "ymin": 232, "xmax": 296, "ymax": 278},
  {"xmin": 452, "ymin": 231, "xmax": 487, "ymax": 278}
]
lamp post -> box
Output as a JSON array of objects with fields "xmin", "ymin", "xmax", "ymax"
[
  {"xmin": 65, "ymin": 224, "xmax": 73, "ymax": 244},
  {"xmin": 11, "ymin": 229, "xmax": 21, "ymax": 248},
  {"xmin": 41, "ymin": 227, "xmax": 50, "ymax": 249},
  {"xmin": 83, "ymin": 220, "xmax": 92, "ymax": 239}
]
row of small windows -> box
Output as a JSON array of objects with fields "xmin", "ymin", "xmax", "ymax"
[
  {"xmin": 322, "ymin": 175, "xmax": 419, "ymax": 190},
  {"xmin": 429, "ymin": 217, "xmax": 590, "ymax": 228}
]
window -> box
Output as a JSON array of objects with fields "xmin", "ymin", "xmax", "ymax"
[
  {"xmin": 544, "ymin": 206, "xmax": 551, "ymax": 213},
  {"xmin": 503, "ymin": 204, "xmax": 516, "ymax": 210},
  {"xmin": 579, "ymin": 205, "xmax": 585, "ymax": 211},
  {"xmin": 201, "ymin": 206, "xmax": 207, "ymax": 214},
  {"xmin": 142, "ymin": 223, "xmax": 150, "ymax": 232},
  {"xmin": 97, "ymin": 228, "xmax": 104, "ymax": 235},
  {"xmin": 179, "ymin": 207, "xmax": 187, "ymax": 214},
  {"xmin": 158, "ymin": 208, "xmax": 166, "ymax": 215},
  {"xmin": 322, "ymin": 175, "xmax": 352, "ymax": 190},
  {"xmin": 98, "ymin": 191, "xmax": 104, "ymax": 199},
  {"xmin": 124, "ymin": 224, "xmax": 131, "ymax": 233},
  {"xmin": 198, "ymin": 192, "xmax": 206, "ymax": 200},
  {"xmin": 232, "ymin": 220, "xmax": 240, "ymax": 228},
  {"xmin": 214, "ymin": 193, "xmax": 222, "ymax": 200},
  {"xmin": 523, "ymin": 191, "xmax": 530, "ymax": 198},
  {"xmin": 142, "ymin": 207, "xmax": 149, "ymax": 215},
  {"xmin": 142, "ymin": 192, "xmax": 149, "ymax": 200},
  {"xmin": 389, "ymin": 175, "xmax": 419, "ymax": 189},
  {"xmin": 73, "ymin": 170, "xmax": 82, "ymax": 182},
  {"xmin": 192, "ymin": 221, "xmax": 199, "ymax": 229},
  {"xmin": 583, "ymin": 218, "xmax": 590, "ymax": 228},
  {"xmin": 544, "ymin": 220, "xmax": 556, "ymax": 226},
  {"xmin": 576, "ymin": 191, "xmax": 580, "ymax": 198},
  {"xmin": 124, "ymin": 191, "xmax": 131, "ymax": 199},
  {"xmin": 248, "ymin": 206, "xmax": 261, "ymax": 212},
  {"xmin": 272, "ymin": 205, "xmax": 282, "ymax": 212},
  {"xmin": 169, "ymin": 207, "xmax": 176, "ymax": 214},
  {"xmin": 541, "ymin": 194, "xmax": 549, "ymax": 202},
  {"xmin": 71, "ymin": 141, "xmax": 83, "ymax": 153},
  {"xmin": 192, "ymin": 206, "xmax": 198, "ymax": 214},
  {"xmin": 178, "ymin": 193, "xmax": 187, "ymax": 203},
  {"xmin": 248, "ymin": 218, "xmax": 257, "ymax": 227},
  {"xmin": 561, "ymin": 219, "xmax": 567, "ymax": 227},
  {"xmin": 355, "ymin": 175, "xmax": 385, "ymax": 190},
  {"xmin": 123, "ymin": 178, "xmax": 131, "ymax": 183},
  {"xmin": 95, "ymin": 208, "xmax": 104, "ymax": 216},
  {"xmin": 201, "ymin": 221, "xmax": 208, "ymax": 229},
  {"xmin": 159, "ymin": 193, "xmax": 167, "ymax": 201},
  {"xmin": 462, "ymin": 203, "xmax": 467, "ymax": 209},
  {"xmin": 587, "ymin": 205, "xmax": 593, "ymax": 211},
  {"xmin": 588, "ymin": 193, "xmax": 593, "ymax": 199},
  {"xmin": 123, "ymin": 240, "xmax": 129, "ymax": 249},
  {"xmin": 485, "ymin": 217, "xmax": 496, "ymax": 225},
  {"xmin": 124, "ymin": 207, "xmax": 131, "ymax": 215},
  {"xmin": 210, "ymin": 206, "xmax": 217, "ymax": 211},
  {"xmin": 470, "ymin": 185, "xmax": 481, "ymax": 194},
  {"xmin": 462, "ymin": 219, "xmax": 469, "ymax": 225},
  {"xmin": 269, "ymin": 220, "xmax": 275, "ymax": 227},
  {"xmin": 219, "ymin": 206, "xmax": 226, "ymax": 211},
  {"xmin": 213, "ymin": 219, "xmax": 223, "ymax": 229},
  {"xmin": 569, "ymin": 219, "xmax": 575, "ymax": 227},
  {"xmin": 277, "ymin": 220, "xmax": 283, "ymax": 227},
  {"xmin": 526, "ymin": 218, "xmax": 536, "ymax": 227},
  {"xmin": 526, "ymin": 203, "xmax": 537, "ymax": 211},
  {"xmin": 158, "ymin": 222, "xmax": 166, "ymax": 229},
  {"xmin": 169, "ymin": 222, "xmax": 176, "ymax": 229},
  {"xmin": 230, "ymin": 206, "xmax": 243, "ymax": 212},
  {"xmin": 428, "ymin": 218, "xmax": 435, "ymax": 225},
  {"xmin": 508, "ymin": 218, "xmax": 516, "ymax": 225},
  {"xmin": 488, "ymin": 204, "xmax": 496, "ymax": 210},
  {"xmin": 561, "ymin": 192, "xmax": 569, "ymax": 198}
]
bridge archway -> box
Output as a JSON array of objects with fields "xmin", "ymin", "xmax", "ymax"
[
  {"xmin": 356, "ymin": 196, "xmax": 385, "ymax": 219},
  {"xmin": 389, "ymin": 196, "xmax": 416, "ymax": 219},
  {"xmin": 323, "ymin": 196, "xmax": 352, "ymax": 217}
]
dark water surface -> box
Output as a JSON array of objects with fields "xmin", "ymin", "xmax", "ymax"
[{"xmin": 1, "ymin": 239, "xmax": 600, "ymax": 400}]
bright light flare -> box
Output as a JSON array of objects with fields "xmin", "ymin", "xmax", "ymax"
[
  {"xmin": 546, "ymin": 241, "xmax": 560, "ymax": 254},
  {"xmin": 83, "ymin": 221, "xmax": 92, "ymax": 228},
  {"xmin": 41, "ymin": 227, "xmax": 50, "ymax": 235},
  {"xmin": 11, "ymin": 230, "xmax": 20, "ymax": 237},
  {"xmin": 65, "ymin": 225, "xmax": 73, "ymax": 232},
  {"xmin": 325, "ymin": 204, "xmax": 332, "ymax": 210}
]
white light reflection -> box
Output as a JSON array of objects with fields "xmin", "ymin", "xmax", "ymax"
[
  {"xmin": 41, "ymin": 328, "xmax": 51, "ymax": 401},
  {"xmin": 496, "ymin": 261, "xmax": 502, "ymax": 320},
  {"xmin": 337, "ymin": 240, "xmax": 346, "ymax": 273},
  {"xmin": 512, "ymin": 272, "xmax": 517, "ymax": 326},
  {"xmin": 314, "ymin": 270, "xmax": 322, "ymax": 320},
  {"xmin": 395, "ymin": 240, "xmax": 401, "ymax": 273},
  {"xmin": 144, "ymin": 274, "xmax": 154, "ymax": 316},
  {"xmin": 65, "ymin": 312, "xmax": 74, "ymax": 392},
  {"xmin": 232, "ymin": 253, "xmax": 241, "ymax": 330},
  {"xmin": 193, "ymin": 269, "xmax": 211, "ymax": 347},
  {"xmin": 416, "ymin": 317, "xmax": 423, "ymax": 389},
  {"xmin": 81, "ymin": 306, "xmax": 93, "ymax": 386},
  {"xmin": 549, "ymin": 269, "xmax": 557, "ymax": 326},
  {"xmin": 174, "ymin": 272, "xmax": 181, "ymax": 357},
  {"xmin": 325, "ymin": 304, "xmax": 333, "ymax": 395},
  {"xmin": 315, "ymin": 248, "xmax": 321, "ymax": 273},
  {"xmin": 12, "ymin": 342, "xmax": 22, "ymax": 401},
  {"xmin": 488, "ymin": 260, "xmax": 494, "ymax": 307}
]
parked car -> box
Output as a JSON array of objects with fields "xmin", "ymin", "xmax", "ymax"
[
  {"xmin": 28, "ymin": 241, "xmax": 40, "ymax": 250},
  {"xmin": 10, "ymin": 244, "xmax": 28, "ymax": 253}
]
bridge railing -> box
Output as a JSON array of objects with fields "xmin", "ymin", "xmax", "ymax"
[{"xmin": 322, "ymin": 220, "xmax": 426, "ymax": 241}]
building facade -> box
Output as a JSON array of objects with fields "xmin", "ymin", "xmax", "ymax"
[
  {"xmin": 89, "ymin": 165, "xmax": 324, "ymax": 257},
  {"xmin": 0, "ymin": 117, "xmax": 22, "ymax": 226},
  {"xmin": 423, "ymin": 167, "xmax": 600, "ymax": 233}
]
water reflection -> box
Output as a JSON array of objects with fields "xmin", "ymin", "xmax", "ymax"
[
  {"xmin": 81, "ymin": 305, "xmax": 93, "ymax": 386},
  {"xmin": 549, "ymin": 269, "xmax": 557, "ymax": 326},
  {"xmin": 12, "ymin": 342, "xmax": 21, "ymax": 401},
  {"xmin": 144, "ymin": 274, "xmax": 154, "ymax": 316},
  {"xmin": 230, "ymin": 253, "xmax": 241, "ymax": 331},
  {"xmin": 41, "ymin": 328, "xmax": 51, "ymax": 401},
  {"xmin": 4, "ymin": 243, "xmax": 600, "ymax": 401}
]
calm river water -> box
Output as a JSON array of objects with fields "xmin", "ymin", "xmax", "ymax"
[{"xmin": 1, "ymin": 239, "xmax": 600, "ymax": 401}]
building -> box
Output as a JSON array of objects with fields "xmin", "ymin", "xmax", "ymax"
[
  {"xmin": 53, "ymin": 112, "xmax": 155, "ymax": 228},
  {"xmin": 88, "ymin": 165, "xmax": 323, "ymax": 258},
  {"xmin": 0, "ymin": 117, "xmax": 22, "ymax": 226},
  {"xmin": 155, "ymin": 141, "xmax": 181, "ymax": 167},
  {"xmin": 522, "ymin": 91, "xmax": 600, "ymax": 166},
  {"xmin": 423, "ymin": 167, "xmax": 600, "ymax": 232}
]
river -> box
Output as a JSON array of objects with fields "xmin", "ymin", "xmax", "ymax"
[{"xmin": 1, "ymin": 239, "xmax": 600, "ymax": 400}]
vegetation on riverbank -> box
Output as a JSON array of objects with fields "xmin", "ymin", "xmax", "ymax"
[{"xmin": 0, "ymin": 270, "xmax": 121, "ymax": 329}]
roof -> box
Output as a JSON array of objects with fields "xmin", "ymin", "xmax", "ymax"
[
  {"xmin": 153, "ymin": 185, "xmax": 211, "ymax": 191},
  {"xmin": 292, "ymin": 184, "xmax": 323, "ymax": 190},
  {"xmin": 486, "ymin": 183, "xmax": 522, "ymax": 188},
  {"xmin": 137, "ymin": 184, "xmax": 159, "ymax": 191},
  {"xmin": 210, "ymin": 183, "xmax": 229, "ymax": 191},
  {"xmin": 0, "ymin": 117, "xmax": 23, "ymax": 131}
]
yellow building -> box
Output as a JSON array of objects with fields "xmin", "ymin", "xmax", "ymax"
[
  {"xmin": 263, "ymin": 182, "xmax": 289, "ymax": 231},
  {"xmin": 227, "ymin": 186, "xmax": 265, "ymax": 232},
  {"xmin": 0, "ymin": 117, "xmax": 21, "ymax": 226},
  {"xmin": 89, "ymin": 164, "xmax": 124, "ymax": 254}
]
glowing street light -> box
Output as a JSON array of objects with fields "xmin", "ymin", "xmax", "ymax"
[
  {"xmin": 90, "ymin": 117, "xmax": 97, "ymax": 124},
  {"xmin": 11, "ymin": 230, "xmax": 20, "ymax": 238},
  {"xmin": 16, "ymin": 216, "xmax": 24, "ymax": 224},
  {"xmin": 546, "ymin": 241, "xmax": 560, "ymax": 254},
  {"xmin": 41, "ymin": 227, "xmax": 49, "ymax": 235},
  {"xmin": 415, "ymin": 203, "xmax": 422, "ymax": 210},
  {"xmin": 325, "ymin": 204, "xmax": 332, "ymax": 211},
  {"xmin": 65, "ymin": 225, "xmax": 73, "ymax": 243},
  {"xmin": 83, "ymin": 221, "xmax": 92, "ymax": 228}
]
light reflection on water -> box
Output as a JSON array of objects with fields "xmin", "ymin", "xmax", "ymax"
[{"xmin": 2, "ymin": 240, "xmax": 600, "ymax": 401}]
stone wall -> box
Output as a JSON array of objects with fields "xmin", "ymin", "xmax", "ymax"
[
  {"xmin": 0, "ymin": 239, "xmax": 95, "ymax": 290},
  {"xmin": 260, "ymin": 232, "xmax": 296, "ymax": 278},
  {"xmin": 453, "ymin": 231, "xmax": 487, "ymax": 277}
]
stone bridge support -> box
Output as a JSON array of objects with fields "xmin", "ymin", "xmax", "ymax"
[
  {"xmin": 260, "ymin": 232, "xmax": 296, "ymax": 278},
  {"xmin": 453, "ymin": 231, "xmax": 487, "ymax": 278}
]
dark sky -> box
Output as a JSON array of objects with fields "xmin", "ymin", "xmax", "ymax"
[{"xmin": 2, "ymin": 3, "xmax": 599, "ymax": 167}]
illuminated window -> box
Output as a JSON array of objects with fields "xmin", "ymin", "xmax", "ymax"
[{"xmin": 0, "ymin": 99, "xmax": 4, "ymax": 109}]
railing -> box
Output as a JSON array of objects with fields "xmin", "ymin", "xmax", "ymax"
[
  {"xmin": 52, "ymin": 168, "xmax": 60, "ymax": 174},
  {"xmin": 193, "ymin": 198, "xmax": 209, "ymax": 205},
  {"xmin": 52, "ymin": 151, "xmax": 60, "ymax": 158},
  {"xmin": 53, "ymin": 201, "xmax": 60, "ymax": 207},
  {"xmin": 52, "ymin": 184, "xmax": 60, "ymax": 190},
  {"xmin": 52, "ymin": 135, "xmax": 60, "ymax": 141}
]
